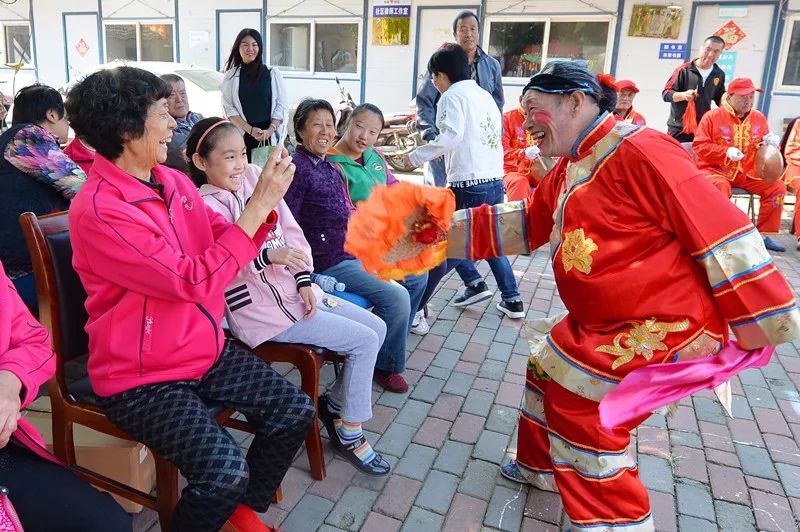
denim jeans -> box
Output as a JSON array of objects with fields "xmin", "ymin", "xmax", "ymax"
[
  {"xmin": 323, "ymin": 259, "xmax": 427, "ymax": 373},
  {"xmin": 450, "ymin": 179, "xmax": 520, "ymax": 301},
  {"xmin": 425, "ymin": 156, "xmax": 448, "ymax": 187}
]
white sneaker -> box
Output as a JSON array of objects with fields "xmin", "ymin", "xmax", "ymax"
[{"xmin": 410, "ymin": 310, "xmax": 430, "ymax": 335}]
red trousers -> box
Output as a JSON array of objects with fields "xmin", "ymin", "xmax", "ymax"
[
  {"xmin": 503, "ymin": 172, "xmax": 534, "ymax": 202},
  {"xmin": 516, "ymin": 369, "xmax": 654, "ymax": 530},
  {"xmin": 790, "ymin": 178, "xmax": 800, "ymax": 238},
  {"xmin": 708, "ymin": 173, "xmax": 786, "ymax": 234}
]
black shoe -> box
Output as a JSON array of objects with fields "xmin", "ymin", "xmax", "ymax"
[
  {"xmin": 318, "ymin": 395, "xmax": 390, "ymax": 476},
  {"xmin": 317, "ymin": 395, "xmax": 338, "ymax": 441},
  {"xmin": 497, "ymin": 300, "xmax": 525, "ymax": 319},
  {"xmin": 452, "ymin": 281, "xmax": 493, "ymax": 307}
]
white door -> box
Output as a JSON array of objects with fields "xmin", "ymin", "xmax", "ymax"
[
  {"xmin": 690, "ymin": 3, "xmax": 775, "ymax": 107},
  {"xmin": 217, "ymin": 10, "xmax": 262, "ymax": 71},
  {"xmin": 64, "ymin": 13, "xmax": 102, "ymax": 82},
  {"xmin": 414, "ymin": 6, "xmax": 479, "ymax": 93}
]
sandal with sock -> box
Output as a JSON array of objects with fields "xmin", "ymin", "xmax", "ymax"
[{"xmin": 318, "ymin": 395, "xmax": 390, "ymax": 476}]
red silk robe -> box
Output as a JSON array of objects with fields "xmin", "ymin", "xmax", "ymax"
[{"xmin": 447, "ymin": 113, "xmax": 799, "ymax": 530}]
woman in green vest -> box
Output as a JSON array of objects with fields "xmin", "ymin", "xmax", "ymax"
[{"xmin": 328, "ymin": 103, "xmax": 398, "ymax": 205}]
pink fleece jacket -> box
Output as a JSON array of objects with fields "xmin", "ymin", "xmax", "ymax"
[
  {"xmin": 68, "ymin": 155, "xmax": 275, "ymax": 397},
  {"xmin": 0, "ymin": 260, "xmax": 59, "ymax": 464},
  {"xmin": 200, "ymin": 164, "xmax": 323, "ymax": 348}
]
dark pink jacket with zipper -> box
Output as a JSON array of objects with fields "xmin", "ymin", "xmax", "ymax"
[
  {"xmin": 1, "ymin": 260, "xmax": 58, "ymax": 464},
  {"xmin": 68, "ymin": 155, "xmax": 275, "ymax": 397}
]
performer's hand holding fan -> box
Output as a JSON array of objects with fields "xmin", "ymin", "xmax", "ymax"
[{"xmin": 344, "ymin": 182, "xmax": 456, "ymax": 280}]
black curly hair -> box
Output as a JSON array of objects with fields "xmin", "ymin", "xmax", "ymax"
[{"xmin": 65, "ymin": 66, "xmax": 171, "ymax": 160}]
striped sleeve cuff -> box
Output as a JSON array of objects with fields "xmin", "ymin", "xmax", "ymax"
[
  {"xmin": 294, "ymin": 271, "xmax": 312, "ymax": 288},
  {"xmin": 253, "ymin": 248, "xmax": 271, "ymax": 271}
]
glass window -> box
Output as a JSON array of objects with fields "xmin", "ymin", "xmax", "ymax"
[
  {"xmin": 781, "ymin": 20, "xmax": 800, "ymax": 87},
  {"xmin": 140, "ymin": 24, "xmax": 174, "ymax": 62},
  {"xmin": 315, "ymin": 24, "xmax": 358, "ymax": 73},
  {"xmin": 106, "ymin": 24, "xmax": 137, "ymax": 61},
  {"xmin": 4, "ymin": 25, "xmax": 31, "ymax": 64},
  {"xmin": 548, "ymin": 21, "xmax": 609, "ymax": 73},
  {"xmin": 270, "ymin": 23, "xmax": 311, "ymax": 71},
  {"xmin": 488, "ymin": 22, "xmax": 546, "ymax": 78}
]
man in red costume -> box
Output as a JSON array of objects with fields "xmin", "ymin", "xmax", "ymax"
[
  {"xmin": 443, "ymin": 62, "xmax": 799, "ymax": 531},
  {"xmin": 693, "ymin": 77, "xmax": 786, "ymax": 252},
  {"xmin": 613, "ymin": 80, "xmax": 646, "ymax": 126},
  {"xmin": 501, "ymin": 94, "xmax": 553, "ymax": 200},
  {"xmin": 782, "ymin": 118, "xmax": 800, "ymax": 248}
]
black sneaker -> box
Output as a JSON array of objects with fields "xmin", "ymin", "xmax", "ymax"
[
  {"xmin": 452, "ymin": 281, "xmax": 493, "ymax": 307},
  {"xmin": 497, "ymin": 300, "xmax": 525, "ymax": 319}
]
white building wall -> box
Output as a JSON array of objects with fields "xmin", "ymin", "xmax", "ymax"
[
  {"xmin": 768, "ymin": 0, "xmax": 800, "ymax": 131},
  {"xmin": 31, "ymin": 0, "xmax": 98, "ymax": 88}
]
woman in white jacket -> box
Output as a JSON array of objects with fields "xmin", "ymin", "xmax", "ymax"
[
  {"xmin": 220, "ymin": 28, "xmax": 289, "ymax": 159},
  {"xmin": 190, "ymin": 117, "xmax": 391, "ymax": 476}
]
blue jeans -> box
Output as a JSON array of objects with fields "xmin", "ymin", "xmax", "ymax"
[
  {"xmin": 450, "ymin": 180, "xmax": 520, "ymax": 301},
  {"xmin": 323, "ymin": 259, "xmax": 427, "ymax": 374},
  {"xmin": 426, "ymin": 156, "xmax": 448, "ymax": 187}
]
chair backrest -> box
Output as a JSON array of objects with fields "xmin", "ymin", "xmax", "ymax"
[{"xmin": 19, "ymin": 211, "xmax": 89, "ymax": 372}]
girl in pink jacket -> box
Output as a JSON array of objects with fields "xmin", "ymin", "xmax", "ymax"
[
  {"xmin": 0, "ymin": 260, "xmax": 131, "ymax": 531},
  {"xmin": 191, "ymin": 118, "xmax": 390, "ymax": 476}
]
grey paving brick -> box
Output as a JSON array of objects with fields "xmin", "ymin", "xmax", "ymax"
[
  {"xmin": 739, "ymin": 368, "xmax": 768, "ymax": 388},
  {"xmin": 410, "ymin": 376, "xmax": 446, "ymax": 403},
  {"xmin": 638, "ymin": 455, "xmax": 674, "ymax": 493},
  {"xmin": 459, "ymin": 459, "xmax": 499, "ymax": 500},
  {"xmin": 463, "ymin": 389, "xmax": 495, "ymax": 417},
  {"xmin": 735, "ymin": 443, "xmax": 778, "ymax": 480},
  {"xmin": 776, "ymin": 463, "xmax": 800, "ymax": 497},
  {"xmin": 693, "ymin": 396, "xmax": 729, "ymax": 425},
  {"xmin": 424, "ymin": 365, "xmax": 451, "ymax": 380},
  {"xmin": 485, "ymin": 404, "xmax": 517, "ymax": 435},
  {"xmin": 415, "ymin": 469, "xmax": 459, "ymax": 514},
  {"xmin": 377, "ymin": 389, "xmax": 412, "ymax": 409},
  {"xmin": 324, "ymin": 486, "xmax": 380, "ymax": 531},
  {"xmin": 443, "ymin": 371, "xmax": 476, "ymax": 396},
  {"xmin": 766, "ymin": 378, "xmax": 800, "ymax": 401},
  {"xmin": 478, "ymin": 313, "xmax": 503, "ymax": 330},
  {"xmin": 432, "ymin": 347, "xmax": 461, "ymax": 370},
  {"xmin": 513, "ymin": 336, "xmax": 528, "ymax": 355},
  {"xmin": 317, "ymin": 526, "xmax": 343, "ymax": 532},
  {"xmin": 479, "ymin": 359, "xmax": 507, "ymax": 380},
  {"xmin": 429, "ymin": 319, "xmax": 455, "ymax": 336},
  {"xmin": 395, "ymin": 443, "xmax": 439, "ymax": 481},
  {"xmin": 351, "ymin": 454, "xmax": 400, "ymax": 491},
  {"xmin": 473, "ymin": 430, "xmax": 510, "ymax": 465},
  {"xmin": 437, "ymin": 305, "xmax": 462, "ymax": 321},
  {"xmin": 743, "ymin": 384, "xmax": 778, "ymax": 410},
  {"xmin": 643, "ymin": 413, "xmax": 667, "ymax": 428},
  {"xmin": 761, "ymin": 360, "xmax": 789, "ymax": 381},
  {"xmin": 406, "ymin": 333, "xmax": 422, "ymax": 351},
  {"xmin": 395, "ymin": 399, "xmax": 433, "ymax": 428},
  {"xmin": 483, "ymin": 484, "xmax": 525, "ymax": 532},
  {"xmin": 676, "ymin": 479, "xmax": 715, "ymax": 521},
  {"xmin": 713, "ymin": 500, "xmax": 756, "ymax": 532},
  {"xmin": 678, "ymin": 515, "xmax": 719, "ymax": 532},
  {"xmin": 493, "ymin": 326, "xmax": 520, "ymax": 345},
  {"xmin": 375, "ymin": 423, "xmax": 417, "ymax": 457},
  {"xmin": 486, "ymin": 342, "xmax": 513, "ymax": 362},
  {"xmin": 731, "ymin": 394, "xmax": 754, "ymax": 420},
  {"xmin": 400, "ymin": 506, "xmax": 445, "ymax": 532},
  {"xmin": 471, "ymin": 327, "xmax": 497, "ymax": 345},
  {"xmin": 670, "ymin": 429, "xmax": 703, "ymax": 449},
  {"xmin": 433, "ymin": 440, "xmax": 473, "ymax": 476},
  {"xmin": 444, "ymin": 331, "xmax": 471, "ymax": 351},
  {"xmin": 280, "ymin": 494, "xmax": 334, "ymax": 532}
]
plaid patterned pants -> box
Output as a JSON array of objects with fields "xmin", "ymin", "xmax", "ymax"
[{"xmin": 100, "ymin": 340, "xmax": 314, "ymax": 532}]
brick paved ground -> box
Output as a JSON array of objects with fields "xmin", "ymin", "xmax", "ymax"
[{"xmin": 133, "ymin": 198, "xmax": 800, "ymax": 532}]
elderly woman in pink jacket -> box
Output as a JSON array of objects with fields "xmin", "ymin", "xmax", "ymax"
[
  {"xmin": 192, "ymin": 117, "xmax": 390, "ymax": 477},
  {"xmin": 0, "ymin": 259, "xmax": 131, "ymax": 531}
]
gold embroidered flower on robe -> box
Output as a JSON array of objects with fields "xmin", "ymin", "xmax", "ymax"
[
  {"xmin": 561, "ymin": 228, "xmax": 598, "ymax": 274},
  {"xmin": 596, "ymin": 318, "xmax": 690, "ymax": 370}
]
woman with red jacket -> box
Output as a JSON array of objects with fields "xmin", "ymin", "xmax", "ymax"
[
  {"xmin": 65, "ymin": 66, "xmax": 312, "ymax": 532},
  {"xmin": 0, "ymin": 260, "xmax": 131, "ymax": 531}
]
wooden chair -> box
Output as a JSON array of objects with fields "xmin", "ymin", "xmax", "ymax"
[{"xmin": 19, "ymin": 211, "xmax": 278, "ymax": 532}]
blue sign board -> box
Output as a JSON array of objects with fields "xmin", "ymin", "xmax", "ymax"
[
  {"xmin": 717, "ymin": 51, "xmax": 737, "ymax": 79},
  {"xmin": 659, "ymin": 42, "xmax": 686, "ymax": 60},
  {"xmin": 373, "ymin": 4, "xmax": 411, "ymax": 17}
]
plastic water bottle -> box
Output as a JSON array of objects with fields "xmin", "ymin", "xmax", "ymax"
[{"xmin": 311, "ymin": 273, "xmax": 346, "ymax": 293}]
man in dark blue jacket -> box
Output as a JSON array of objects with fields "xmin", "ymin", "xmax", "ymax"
[{"xmin": 415, "ymin": 10, "xmax": 503, "ymax": 187}]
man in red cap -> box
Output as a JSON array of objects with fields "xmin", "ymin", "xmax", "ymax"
[
  {"xmin": 693, "ymin": 77, "xmax": 785, "ymax": 251},
  {"xmin": 613, "ymin": 80, "xmax": 646, "ymax": 126}
]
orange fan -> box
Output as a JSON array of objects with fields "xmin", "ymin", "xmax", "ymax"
[
  {"xmin": 344, "ymin": 182, "xmax": 456, "ymax": 280},
  {"xmin": 681, "ymin": 98, "xmax": 698, "ymax": 135}
]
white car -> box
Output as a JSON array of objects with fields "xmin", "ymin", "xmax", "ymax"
[{"xmin": 60, "ymin": 60, "xmax": 225, "ymax": 118}]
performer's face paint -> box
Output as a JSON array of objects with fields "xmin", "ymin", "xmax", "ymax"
[{"xmin": 522, "ymin": 90, "xmax": 566, "ymax": 157}]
